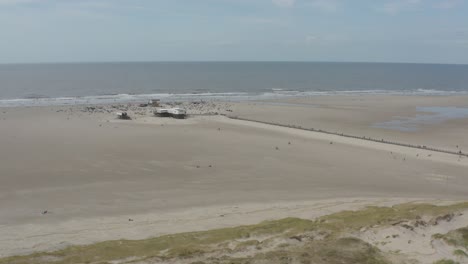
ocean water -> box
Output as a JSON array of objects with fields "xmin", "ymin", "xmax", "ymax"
[{"xmin": 0, "ymin": 62, "xmax": 467, "ymax": 106}]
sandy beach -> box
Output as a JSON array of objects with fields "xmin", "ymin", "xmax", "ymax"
[
  {"xmin": 231, "ymin": 95, "xmax": 468, "ymax": 152},
  {"xmin": 1, "ymin": 95, "xmax": 468, "ymax": 260}
]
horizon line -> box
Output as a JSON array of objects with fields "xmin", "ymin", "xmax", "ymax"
[{"xmin": 1, "ymin": 60, "xmax": 468, "ymax": 66}]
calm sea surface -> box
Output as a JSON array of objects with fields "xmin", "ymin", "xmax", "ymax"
[{"xmin": 0, "ymin": 62, "xmax": 467, "ymax": 106}]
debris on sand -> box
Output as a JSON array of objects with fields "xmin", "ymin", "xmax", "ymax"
[
  {"xmin": 116, "ymin": 112, "xmax": 131, "ymax": 120},
  {"xmin": 289, "ymin": 235, "xmax": 302, "ymax": 242},
  {"xmin": 70, "ymin": 101, "xmax": 235, "ymax": 122},
  {"xmin": 431, "ymin": 213, "xmax": 455, "ymax": 226}
]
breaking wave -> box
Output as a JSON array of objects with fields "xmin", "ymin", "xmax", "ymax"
[{"xmin": 0, "ymin": 89, "xmax": 467, "ymax": 107}]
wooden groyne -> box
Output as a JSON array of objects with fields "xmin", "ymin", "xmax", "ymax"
[{"xmin": 227, "ymin": 116, "xmax": 468, "ymax": 158}]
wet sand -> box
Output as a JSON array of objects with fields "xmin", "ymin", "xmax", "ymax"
[
  {"xmin": 0, "ymin": 95, "xmax": 468, "ymax": 257},
  {"xmin": 232, "ymin": 95, "xmax": 468, "ymax": 152}
]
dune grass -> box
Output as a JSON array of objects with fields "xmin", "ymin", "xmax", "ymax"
[
  {"xmin": 453, "ymin": 249, "xmax": 468, "ymax": 258},
  {"xmin": 433, "ymin": 259, "xmax": 460, "ymax": 264},
  {"xmin": 216, "ymin": 237, "xmax": 390, "ymax": 264},
  {"xmin": 320, "ymin": 202, "xmax": 468, "ymax": 232},
  {"xmin": 433, "ymin": 226, "xmax": 468, "ymax": 250},
  {"xmin": 1, "ymin": 202, "xmax": 468, "ymax": 264}
]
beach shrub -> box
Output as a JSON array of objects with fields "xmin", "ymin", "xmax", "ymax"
[
  {"xmin": 433, "ymin": 259, "xmax": 459, "ymax": 264},
  {"xmin": 2, "ymin": 202, "xmax": 468, "ymax": 264}
]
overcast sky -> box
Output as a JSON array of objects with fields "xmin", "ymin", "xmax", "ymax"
[{"xmin": 0, "ymin": 0, "xmax": 467, "ymax": 64}]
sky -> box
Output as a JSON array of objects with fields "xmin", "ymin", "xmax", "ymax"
[{"xmin": 0, "ymin": 0, "xmax": 467, "ymax": 64}]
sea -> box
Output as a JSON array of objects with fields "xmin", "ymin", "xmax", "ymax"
[{"xmin": 0, "ymin": 62, "xmax": 467, "ymax": 107}]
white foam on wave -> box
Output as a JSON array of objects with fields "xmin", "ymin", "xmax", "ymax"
[
  {"xmin": 414, "ymin": 88, "xmax": 466, "ymax": 95},
  {"xmin": 0, "ymin": 92, "xmax": 251, "ymax": 107},
  {"xmin": 0, "ymin": 89, "xmax": 467, "ymax": 107}
]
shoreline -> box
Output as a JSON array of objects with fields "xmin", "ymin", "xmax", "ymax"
[{"xmin": 1, "ymin": 90, "xmax": 468, "ymax": 108}]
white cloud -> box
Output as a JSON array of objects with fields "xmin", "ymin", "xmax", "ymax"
[
  {"xmin": 272, "ymin": 0, "xmax": 340, "ymax": 11},
  {"xmin": 433, "ymin": 0, "xmax": 463, "ymax": 9},
  {"xmin": 272, "ymin": 0, "xmax": 296, "ymax": 8},
  {"xmin": 307, "ymin": 0, "xmax": 340, "ymax": 12},
  {"xmin": 241, "ymin": 17, "xmax": 282, "ymax": 25},
  {"xmin": 306, "ymin": 35, "xmax": 319, "ymax": 44},
  {"xmin": 380, "ymin": 0, "xmax": 464, "ymax": 14},
  {"xmin": 381, "ymin": 0, "xmax": 422, "ymax": 14},
  {"xmin": 0, "ymin": 0, "xmax": 41, "ymax": 5}
]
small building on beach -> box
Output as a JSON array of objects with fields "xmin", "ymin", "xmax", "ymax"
[{"xmin": 154, "ymin": 108, "xmax": 187, "ymax": 119}]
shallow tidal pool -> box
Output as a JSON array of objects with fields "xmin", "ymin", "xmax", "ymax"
[{"xmin": 372, "ymin": 107, "xmax": 468, "ymax": 132}]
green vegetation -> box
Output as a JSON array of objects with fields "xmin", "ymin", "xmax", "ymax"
[
  {"xmin": 218, "ymin": 237, "xmax": 389, "ymax": 264},
  {"xmin": 432, "ymin": 226, "xmax": 468, "ymax": 249},
  {"xmin": 432, "ymin": 226, "xmax": 468, "ymax": 261},
  {"xmin": 0, "ymin": 218, "xmax": 317, "ymax": 264},
  {"xmin": 453, "ymin": 249, "xmax": 468, "ymax": 258},
  {"xmin": 234, "ymin": 239, "xmax": 261, "ymax": 250},
  {"xmin": 433, "ymin": 259, "xmax": 460, "ymax": 264},
  {"xmin": 1, "ymin": 202, "xmax": 468, "ymax": 264},
  {"xmin": 319, "ymin": 202, "xmax": 468, "ymax": 232}
]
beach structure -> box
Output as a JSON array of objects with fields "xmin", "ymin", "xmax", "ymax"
[
  {"xmin": 116, "ymin": 112, "xmax": 130, "ymax": 119},
  {"xmin": 170, "ymin": 108, "xmax": 187, "ymax": 119},
  {"xmin": 155, "ymin": 108, "xmax": 171, "ymax": 117},
  {"xmin": 149, "ymin": 99, "xmax": 160, "ymax": 107},
  {"xmin": 154, "ymin": 108, "xmax": 187, "ymax": 119}
]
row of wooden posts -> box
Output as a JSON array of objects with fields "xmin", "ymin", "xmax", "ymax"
[{"xmin": 227, "ymin": 116, "xmax": 468, "ymax": 158}]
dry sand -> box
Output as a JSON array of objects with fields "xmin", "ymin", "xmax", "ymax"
[{"xmin": 0, "ymin": 95, "xmax": 468, "ymax": 258}]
